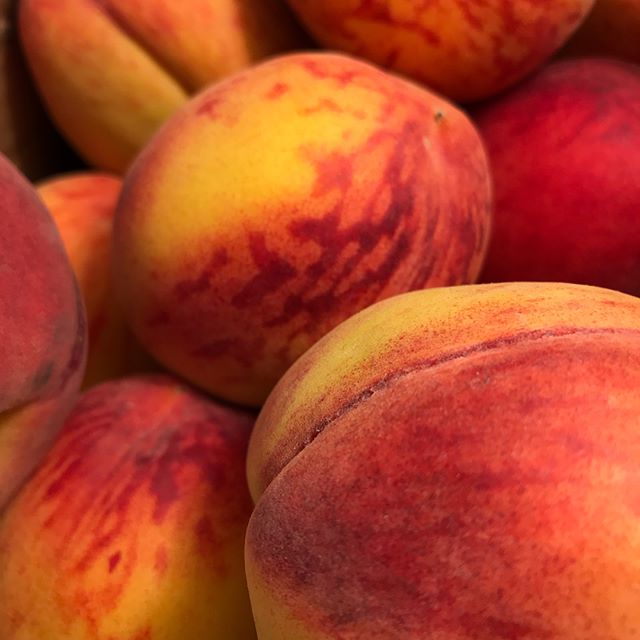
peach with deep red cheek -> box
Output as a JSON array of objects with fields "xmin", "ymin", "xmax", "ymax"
[
  {"xmin": 0, "ymin": 375, "xmax": 257, "ymax": 640},
  {"xmin": 113, "ymin": 53, "xmax": 492, "ymax": 407},
  {"xmin": 0, "ymin": 153, "xmax": 86, "ymax": 510},
  {"xmin": 474, "ymin": 58, "xmax": 640, "ymax": 295},
  {"xmin": 38, "ymin": 172, "xmax": 155, "ymax": 388},
  {"xmin": 284, "ymin": 0, "xmax": 595, "ymax": 102},
  {"xmin": 247, "ymin": 334, "xmax": 640, "ymax": 639}
]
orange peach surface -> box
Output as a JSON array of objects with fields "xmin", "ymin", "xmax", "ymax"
[
  {"xmin": 0, "ymin": 375, "xmax": 257, "ymax": 639},
  {"xmin": 246, "ymin": 282, "xmax": 640, "ymax": 639},
  {"xmin": 284, "ymin": 0, "xmax": 595, "ymax": 102},
  {"xmin": 563, "ymin": 0, "xmax": 640, "ymax": 63},
  {"xmin": 19, "ymin": 0, "xmax": 306, "ymax": 172},
  {"xmin": 0, "ymin": 153, "xmax": 86, "ymax": 510},
  {"xmin": 38, "ymin": 172, "xmax": 153, "ymax": 388},
  {"xmin": 112, "ymin": 52, "xmax": 492, "ymax": 407}
]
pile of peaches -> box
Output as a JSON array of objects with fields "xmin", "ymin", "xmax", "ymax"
[{"xmin": 2, "ymin": 1, "xmax": 640, "ymax": 638}]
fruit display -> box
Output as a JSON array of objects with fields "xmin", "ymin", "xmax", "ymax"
[{"xmin": 1, "ymin": 1, "xmax": 639, "ymax": 638}]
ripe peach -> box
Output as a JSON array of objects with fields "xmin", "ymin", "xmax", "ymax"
[
  {"xmin": 112, "ymin": 52, "xmax": 492, "ymax": 407},
  {"xmin": 475, "ymin": 58, "xmax": 640, "ymax": 295},
  {"xmin": 0, "ymin": 153, "xmax": 86, "ymax": 510},
  {"xmin": 0, "ymin": 375, "xmax": 256, "ymax": 639},
  {"xmin": 38, "ymin": 172, "xmax": 153, "ymax": 388},
  {"xmin": 563, "ymin": 0, "xmax": 640, "ymax": 64},
  {"xmin": 284, "ymin": 0, "xmax": 595, "ymax": 102},
  {"xmin": 19, "ymin": 0, "xmax": 307, "ymax": 172},
  {"xmin": 247, "ymin": 282, "xmax": 640, "ymax": 639}
]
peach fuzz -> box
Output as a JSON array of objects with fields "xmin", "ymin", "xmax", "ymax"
[
  {"xmin": 38, "ymin": 172, "xmax": 153, "ymax": 389},
  {"xmin": 112, "ymin": 52, "xmax": 492, "ymax": 407},
  {"xmin": 0, "ymin": 375, "xmax": 257, "ymax": 640},
  {"xmin": 0, "ymin": 153, "xmax": 86, "ymax": 511},
  {"xmin": 19, "ymin": 0, "xmax": 307, "ymax": 173},
  {"xmin": 284, "ymin": 0, "xmax": 595, "ymax": 103},
  {"xmin": 474, "ymin": 58, "xmax": 640, "ymax": 295},
  {"xmin": 246, "ymin": 282, "xmax": 640, "ymax": 639},
  {"xmin": 563, "ymin": 0, "xmax": 640, "ymax": 64}
]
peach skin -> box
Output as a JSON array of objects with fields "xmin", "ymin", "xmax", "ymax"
[
  {"xmin": 474, "ymin": 58, "xmax": 640, "ymax": 295},
  {"xmin": 19, "ymin": 0, "xmax": 307, "ymax": 172},
  {"xmin": 563, "ymin": 0, "xmax": 640, "ymax": 64},
  {"xmin": 0, "ymin": 152, "xmax": 86, "ymax": 511},
  {"xmin": 284, "ymin": 0, "xmax": 595, "ymax": 102},
  {"xmin": 0, "ymin": 375, "xmax": 257, "ymax": 640},
  {"xmin": 112, "ymin": 52, "xmax": 492, "ymax": 407},
  {"xmin": 38, "ymin": 172, "xmax": 154, "ymax": 389},
  {"xmin": 246, "ymin": 282, "xmax": 640, "ymax": 639}
]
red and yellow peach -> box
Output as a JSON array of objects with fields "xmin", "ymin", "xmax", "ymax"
[
  {"xmin": 285, "ymin": 0, "xmax": 595, "ymax": 102},
  {"xmin": 246, "ymin": 282, "xmax": 640, "ymax": 639},
  {"xmin": 112, "ymin": 52, "xmax": 492, "ymax": 407},
  {"xmin": 0, "ymin": 375, "xmax": 257, "ymax": 639}
]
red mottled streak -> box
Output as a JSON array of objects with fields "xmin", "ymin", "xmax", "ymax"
[
  {"xmin": 265, "ymin": 81, "xmax": 289, "ymax": 99},
  {"xmin": 154, "ymin": 546, "xmax": 169, "ymax": 576},
  {"xmin": 5, "ymin": 375, "xmax": 254, "ymax": 637},
  {"xmin": 131, "ymin": 627, "xmax": 152, "ymax": 640},
  {"xmin": 248, "ymin": 334, "xmax": 640, "ymax": 638}
]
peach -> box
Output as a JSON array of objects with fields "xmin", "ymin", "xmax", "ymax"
[
  {"xmin": 563, "ymin": 0, "xmax": 640, "ymax": 64},
  {"xmin": 284, "ymin": 0, "xmax": 595, "ymax": 103},
  {"xmin": 474, "ymin": 58, "xmax": 640, "ymax": 295},
  {"xmin": 0, "ymin": 153, "xmax": 86, "ymax": 510},
  {"xmin": 0, "ymin": 375, "xmax": 257, "ymax": 639},
  {"xmin": 38, "ymin": 172, "xmax": 154, "ymax": 388},
  {"xmin": 112, "ymin": 52, "xmax": 492, "ymax": 407},
  {"xmin": 18, "ymin": 0, "xmax": 307, "ymax": 172},
  {"xmin": 246, "ymin": 282, "xmax": 640, "ymax": 639}
]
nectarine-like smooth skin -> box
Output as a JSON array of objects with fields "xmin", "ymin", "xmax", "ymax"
[
  {"xmin": 0, "ymin": 153, "xmax": 86, "ymax": 510},
  {"xmin": 475, "ymin": 58, "xmax": 640, "ymax": 295},
  {"xmin": 285, "ymin": 0, "xmax": 595, "ymax": 102},
  {"xmin": 19, "ymin": 0, "xmax": 306, "ymax": 172},
  {"xmin": 247, "ymin": 283, "xmax": 640, "ymax": 639},
  {"xmin": 113, "ymin": 52, "xmax": 492, "ymax": 407},
  {"xmin": 563, "ymin": 0, "xmax": 640, "ymax": 63},
  {"xmin": 0, "ymin": 376, "xmax": 257, "ymax": 640},
  {"xmin": 38, "ymin": 172, "xmax": 152, "ymax": 388}
]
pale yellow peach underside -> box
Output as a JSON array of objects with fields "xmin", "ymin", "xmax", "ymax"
[
  {"xmin": 248, "ymin": 282, "xmax": 640, "ymax": 499},
  {"xmin": 121, "ymin": 58, "xmax": 446, "ymax": 276}
]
